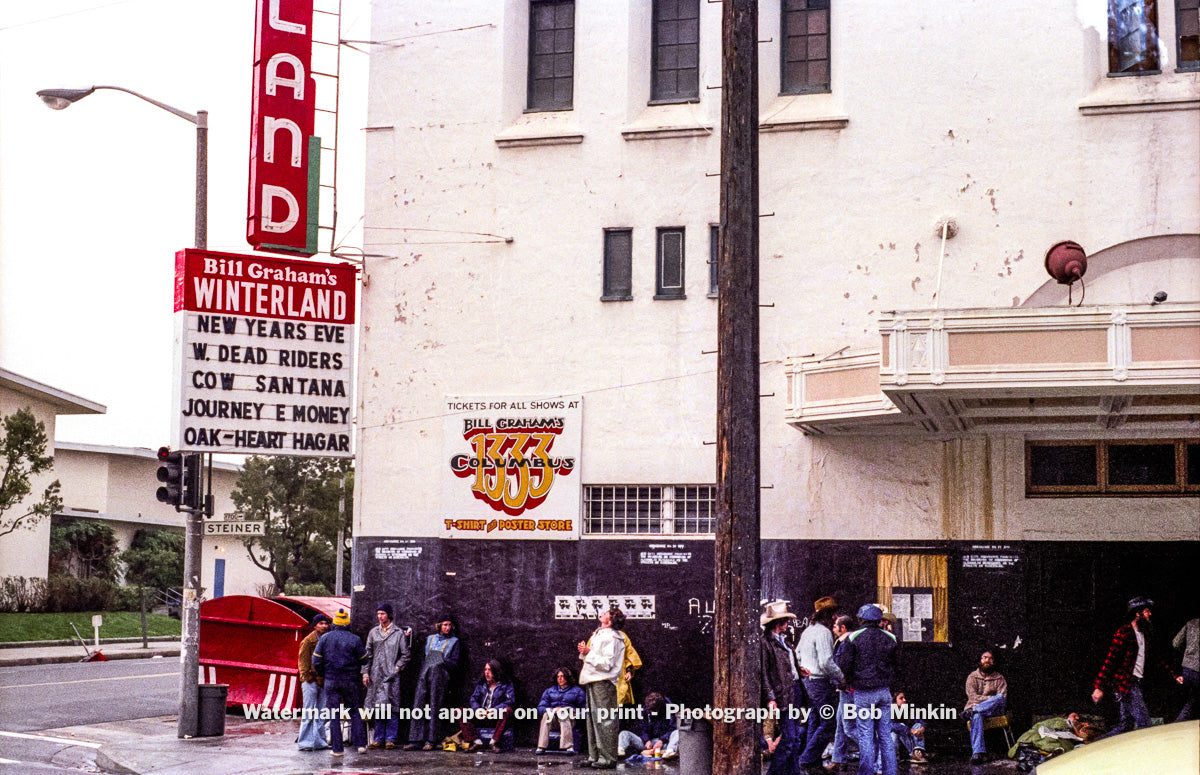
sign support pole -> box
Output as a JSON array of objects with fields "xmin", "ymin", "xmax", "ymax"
[{"xmin": 178, "ymin": 110, "xmax": 208, "ymax": 739}]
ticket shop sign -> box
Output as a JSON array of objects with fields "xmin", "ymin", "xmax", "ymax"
[
  {"xmin": 173, "ymin": 248, "xmax": 356, "ymax": 457},
  {"xmin": 442, "ymin": 396, "xmax": 582, "ymax": 540}
]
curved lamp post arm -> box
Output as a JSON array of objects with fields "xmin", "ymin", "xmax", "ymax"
[{"xmin": 37, "ymin": 85, "xmax": 205, "ymax": 128}]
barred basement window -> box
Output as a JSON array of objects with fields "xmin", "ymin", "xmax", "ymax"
[
  {"xmin": 1026, "ymin": 439, "xmax": 1199, "ymax": 496},
  {"xmin": 583, "ymin": 484, "xmax": 715, "ymax": 535}
]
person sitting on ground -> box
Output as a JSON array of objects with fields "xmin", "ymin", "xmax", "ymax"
[
  {"xmin": 617, "ymin": 691, "xmax": 679, "ymax": 760},
  {"xmin": 535, "ymin": 666, "xmax": 586, "ymax": 755},
  {"xmin": 458, "ymin": 659, "xmax": 516, "ymax": 752},
  {"xmin": 888, "ymin": 691, "xmax": 927, "ymax": 764},
  {"xmin": 964, "ymin": 650, "xmax": 1008, "ymax": 764}
]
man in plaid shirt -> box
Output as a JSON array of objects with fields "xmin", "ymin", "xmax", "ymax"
[{"xmin": 1091, "ymin": 596, "xmax": 1183, "ymax": 738}]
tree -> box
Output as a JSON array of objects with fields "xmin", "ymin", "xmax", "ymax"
[
  {"xmin": 0, "ymin": 408, "xmax": 62, "ymax": 540},
  {"xmin": 49, "ymin": 519, "xmax": 120, "ymax": 581},
  {"xmin": 230, "ymin": 456, "xmax": 351, "ymax": 592},
  {"xmin": 121, "ymin": 529, "xmax": 184, "ymax": 591}
]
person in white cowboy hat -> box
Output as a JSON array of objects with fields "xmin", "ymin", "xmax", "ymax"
[{"xmin": 760, "ymin": 601, "xmax": 810, "ymax": 775}]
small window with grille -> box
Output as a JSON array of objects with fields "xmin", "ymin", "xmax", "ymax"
[
  {"xmin": 583, "ymin": 484, "xmax": 715, "ymax": 535},
  {"xmin": 602, "ymin": 228, "xmax": 633, "ymax": 301}
]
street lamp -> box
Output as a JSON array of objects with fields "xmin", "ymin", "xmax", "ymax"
[
  {"xmin": 36, "ymin": 85, "xmax": 208, "ymax": 250},
  {"xmin": 37, "ymin": 84, "xmax": 208, "ymax": 739}
]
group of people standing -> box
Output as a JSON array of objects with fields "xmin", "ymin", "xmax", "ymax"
[{"xmin": 297, "ymin": 603, "xmax": 459, "ymax": 756}]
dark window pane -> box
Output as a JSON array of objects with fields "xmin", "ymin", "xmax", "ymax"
[
  {"xmin": 652, "ymin": 0, "xmax": 699, "ymax": 101},
  {"xmin": 782, "ymin": 2, "xmax": 831, "ymax": 94},
  {"xmin": 1029, "ymin": 444, "xmax": 1098, "ymax": 487},
  {"xmin": 708, "ymin": 224, "xmax": 719, "ymax": 296},
  {"xmin": 1108, "ymin": 443, "xmax": 1176, "ymax": 486},
  {"xmin": 1187, "ymin": 443, "xmax": 1200, "ymax": 485},
  {"xmin": 528, "ymin": 0, "xmax": 574, "ymax": 111},
  {"xmin": 656, "ymin": 228, "xmax": 685, "ymax": 297},
  {"xmin": 603, "ymin": 229, "xmax": 633, "ymax": 299}
]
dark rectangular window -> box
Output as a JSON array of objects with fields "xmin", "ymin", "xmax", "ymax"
[
  {"xmin": 655, "ymin": 227, "xmax": 686, "ymax": 299},
  {"xmin": 1108, "ymin": 442, "xmax": 1176, "ymax": 488},
  {"xmin": 1109, "ymin": 0, "xmax": 1160, "ymax": 74},
  {"xmin": 602, "ymin": 229, "xmax": 633, "ymax": 301},
  {"xmin": 528, "ymin": 0, "xmax": 574, "ymax": 111},
  {"xmin": 1027, "ymin": 439, "xmax": 1198, "ymax": 496},
  {"xmin": 708, "ymin": 224, "xmax": 719, "ymax": 297},
  {"xmin": 781, "ymin": 0, "xmax": 830, "ymax": 94},
  {"xmin": 1179, "ymin": 0, "xmax": 1200, "ymax": 70},
  {"xmin": 652, "ymin": 0, "xmax": 700, "ymax": 103},
  {"xmin": 1029, "ymin": 444, "xmax": 1099, "ymax": 489}
]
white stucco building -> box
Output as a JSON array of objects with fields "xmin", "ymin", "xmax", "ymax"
[
  {"xmin": 350, "ymin": 0, "xmax": 1199, "ymax": 723},
  {"xmin": 1, "ymin": 368, "xmax": 272, "ymax": 598}
]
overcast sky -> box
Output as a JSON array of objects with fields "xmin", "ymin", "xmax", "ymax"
[{"xmin": 0, "ymin": 0, "xmax": 368, "ymax": 450}]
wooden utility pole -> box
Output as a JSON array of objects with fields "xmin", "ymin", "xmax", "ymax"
[{"xmin": 713, "ymin": 1, "xmax": 760, "ymax": 775}]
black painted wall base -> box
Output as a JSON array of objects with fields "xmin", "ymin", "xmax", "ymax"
[{"xmin": 349, "ymin": 536, "xmax": 1199, "ymax": 746}]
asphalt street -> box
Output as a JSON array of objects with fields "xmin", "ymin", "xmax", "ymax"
[{"xmin": 0, "ymin": 658, "xmax": 177, "ymax": 774}]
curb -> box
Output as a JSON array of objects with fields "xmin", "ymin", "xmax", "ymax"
[
  {"xmin": 0, "ymin": 636, "xmax": 180, "ymax": 649},
  {"xmin": 0, "ymin": 648, "xmax": 180, "ymax": 667},
  {"xmin": 95, "ymin": 747, "xmax": 140, "ymax": 775}
]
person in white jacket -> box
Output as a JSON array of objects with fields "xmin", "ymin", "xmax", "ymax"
[{"xmin": 578, "ymin": 606, "xmax": 627, "ymax": 769}]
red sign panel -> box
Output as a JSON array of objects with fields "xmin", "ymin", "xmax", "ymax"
[
  {"xmin": 247, "ymin": 0, "xmax": 318, "ymax": 256},
  {"xmin": 175, "ymin": 249, "xmax": 356, "ymax": 324}
]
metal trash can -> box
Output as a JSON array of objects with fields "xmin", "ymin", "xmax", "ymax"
[
  {"xmin": 677, "ymin": 716, "xmax": 712, "ymax": 775},
  {"xmin": 197, "ymin": 683, "xmax": 228, "ymax": 736}
]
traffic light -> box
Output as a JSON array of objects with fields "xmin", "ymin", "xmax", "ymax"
[
  {"xmin": 182, "ymin": 452, "xmax": 203, "ymax": 511},
  {"xmin": 156, "ymin": 447, "xmax": 184, "ymax": 506}
]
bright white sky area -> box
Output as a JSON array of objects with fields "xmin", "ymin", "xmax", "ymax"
[{"xmin": 0, "ymin": 0, "xmax": 369, "ymax": 450}]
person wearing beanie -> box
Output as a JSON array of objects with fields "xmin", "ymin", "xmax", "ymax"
[
  {"xmin": 362, "ymin": 602, "xmax": 411, "ymax": 749},
  {"xmin": 835, "ymin": 604, "xmax": 898, "ymax": 775},
  {"xmin": 1092, "ymin": 596, "xmax": 1182, "ymax": 739},
  {"xmin": 313, "ymin": 608, "xmax": 367, "ymax": 756},
  {"xmin": 297, "ymin": 614, "xmax": 331, "ymax": 751},
  {"xmin": 405, "ymin": 616, "xmax": 460, "ymax": 750}
]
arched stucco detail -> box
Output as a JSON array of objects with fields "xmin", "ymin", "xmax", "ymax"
[{"xmin": 1021, "ymin": 234, "xmax": 1200, "ymax": 308}]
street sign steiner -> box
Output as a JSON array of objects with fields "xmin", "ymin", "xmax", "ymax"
[
  {"xmin": 172, "ymin": 248, "xmax": 358, "ymax": 457},
  {"xmin": 204, "ymin": 521, "xmax": 266, "ymax": 536}
]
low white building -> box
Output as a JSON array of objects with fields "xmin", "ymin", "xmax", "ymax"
[
  {"xmin": 350, "ymin": 0, "xmax": 1199, "ymax": 727},
  {"xmin": 0, "ymin": 368, "xmax": 272, "ymax": 599}
]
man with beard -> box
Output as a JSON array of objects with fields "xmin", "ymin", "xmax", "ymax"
[
  {"xmin": 963, "ymin": 650, "xmax": 1007, "ymax": 764},
  {"xmin": 760, "ymin": 601, "xmax": 808, "ymax": 775},
  {"xmin": 1092, "ymin": 596, "xmax": 1182, "ymax": 738}
]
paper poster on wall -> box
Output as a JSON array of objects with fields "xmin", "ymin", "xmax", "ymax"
[
  {"xmin": 555, "ymin": 595, "xmax": 656, "ymax": 620},
  {"xmin": 441, "ymin": 395, "xmax": 582, "ymax": 540}
]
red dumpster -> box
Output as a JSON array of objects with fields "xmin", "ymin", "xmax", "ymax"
[{"xmin": 198, "ymin": 594, "xmax": 350, "ymax": 710}]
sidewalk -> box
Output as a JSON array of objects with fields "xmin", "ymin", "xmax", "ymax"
[
  {"xmin": 66, "ymin": 715, "xmax": 1004, "ymax": 775},
  {"xmin": 0, "ymin": 639, "xmax": 180, "ymax": 666}
]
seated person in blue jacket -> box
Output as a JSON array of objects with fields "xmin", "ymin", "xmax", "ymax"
[
  {"xmin": 889, "ymin": 691, "xmax": 927, "ymax": 764},
  {"xmin": 458, "ymin": 659, "xmax": 516, "ymax": 751},
  {"xmin": 617, "ymin": 691, "xmax": 679, "ymax": 760},
  {"xmin": 535, "ymin": 666, "xmax": 587, "ymax": 754}
]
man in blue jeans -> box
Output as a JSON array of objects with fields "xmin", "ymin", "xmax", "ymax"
[
  {"xmin": 796, "ymin": 596, "xmax": 844, "ymax": 773},
  {"xmin": 313, "ymin": 608, "xmax": 368, "ymax": 756},
  {"xmin": 963, "ymin": 650, "xmax": 1007, "ymax": 764},
  {"xmin": 1092, "ymin": 597, "xmax": 1182, "ymax": 739},
  {"xmin": 835, "ymin": 604, "xmax": 898, "ymax": 775}
]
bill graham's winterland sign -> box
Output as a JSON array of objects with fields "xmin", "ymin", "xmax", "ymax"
[
  {"xmin": 172, "ymin": 248, "xmax": 357, "ymax": 457},
  {"xmin": 442, "ymin": 396, "xmax": 582, "ymax": 540}
]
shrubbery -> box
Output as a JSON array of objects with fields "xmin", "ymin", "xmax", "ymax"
[{"xmin": 0, "ymin": 575, "xmax": 152, "ymax": 613}]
